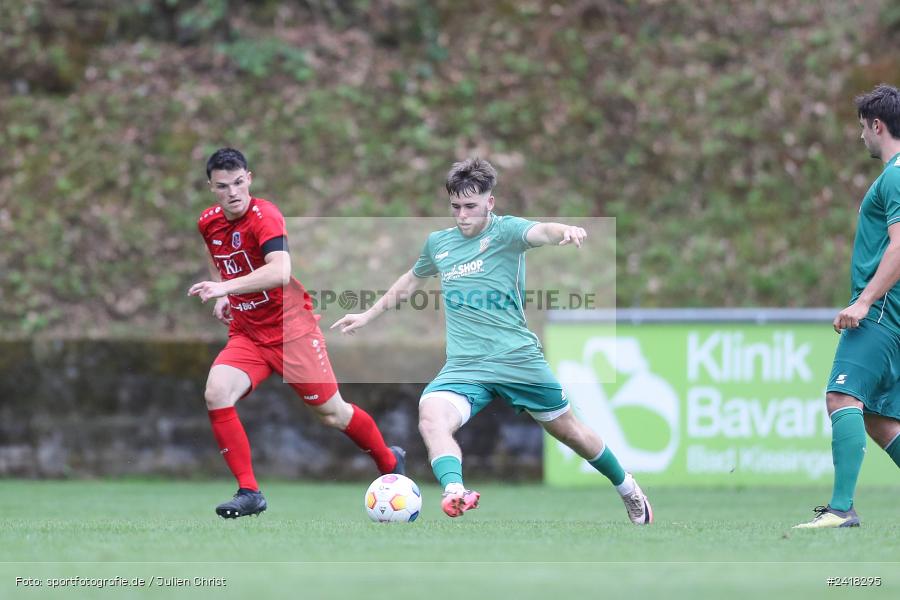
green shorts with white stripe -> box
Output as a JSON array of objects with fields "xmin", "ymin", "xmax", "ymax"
[
  {"xmin": 827, "ymin": 318, "xmax": 900, "ymax": 419},
  {"xmin": 422, "ymin": 352, "xmax": 568, "ymax": 419}
]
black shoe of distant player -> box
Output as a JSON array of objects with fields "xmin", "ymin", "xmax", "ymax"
[
  {"xmin": 215, "ymin": 488, "xmax": 267, "ymax": 519},
  {"xmin": 390, "ymin": 446, "xmax": 407, "ymax": 476}
]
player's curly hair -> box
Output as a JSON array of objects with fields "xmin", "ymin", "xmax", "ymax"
[
  {"xmin": 445, "ymin": 157, "xmax": 497, "ymax": 197},
  {"xmin": 856, "ymin": 84, "xmax": 900, "ymax": 138},
  {"xmin": 206, "ymin": 148, "xmax": 249, "ymax": 179}
]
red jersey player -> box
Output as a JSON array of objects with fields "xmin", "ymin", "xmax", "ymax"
[{"xmin": 188, "ymin": 148, "xmax": 404, "ymax": 518}]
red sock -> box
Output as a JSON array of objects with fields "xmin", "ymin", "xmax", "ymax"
[
  {"xmin": 208, "ymin": 407, "xmax": 259, "ymax": 491},
  {"xmin": 343, "ymin": 404, "xmax": 396, "ymax": 474}
]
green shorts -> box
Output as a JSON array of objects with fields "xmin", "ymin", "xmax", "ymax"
[
  {"xmin": 827, "ymin": 318, "xmax": 900, "ymax": 419},
  {"xmin": 421, "ymin": 354, "xmax": 568, "ymax": 421}
]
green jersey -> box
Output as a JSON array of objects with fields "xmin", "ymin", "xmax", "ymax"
[
  {"xmin": 412, "ymin": 213, "xmax": 542, "ymax": 363},
  {"xmin": 851, "ymin": 152, "xmax": 900, "ymax": 333}
]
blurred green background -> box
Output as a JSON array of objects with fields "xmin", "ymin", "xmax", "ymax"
[{"xmin": 4, "ymin": 0, "xmax": 900, "ymax": 338}]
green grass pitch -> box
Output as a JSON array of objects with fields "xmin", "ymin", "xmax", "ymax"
[{"xmin": 2, "ymin": 480, "xmax": 898, "ymax": 599}]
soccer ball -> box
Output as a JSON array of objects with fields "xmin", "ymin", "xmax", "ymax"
[{"xmin": 364, "ymin": 474, "xmax": 422, "ymax": 523}]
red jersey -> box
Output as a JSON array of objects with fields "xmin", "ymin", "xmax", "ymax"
[{"xmin": 197, "ymin": 197, "xmax": 317, "ymax": 345}]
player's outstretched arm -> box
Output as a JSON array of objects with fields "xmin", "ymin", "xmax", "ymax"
[
  {"xmin": 834, "ymin": 221, "xmax": 900, "ymax": 332},
  {"xmin": 525, "ymin": 222, "xmax": 587, "ymax": 248},
  {"xmin": 188, "ymin": 252, "xmax": 232, "ymax": 324},
  {"xmin": 331, "ymin": 268, "xmax": 427, "ymax": 334},
  {"xmin": 200, "ymin": 253, "xmax": 233, "ymax": 325},
  {"xmin": 188, "ymin": 251, "xmax": 291, "ymax": 303}
]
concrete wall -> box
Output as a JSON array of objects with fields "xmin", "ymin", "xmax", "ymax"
[{"xmin": 0, "ymin": 340, "xmax": 542, "ymax": 481}]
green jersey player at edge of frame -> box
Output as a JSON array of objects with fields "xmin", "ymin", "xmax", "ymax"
[{"xmin": 794, "ymin": 84, "xmax": 900, "ymax": 529}]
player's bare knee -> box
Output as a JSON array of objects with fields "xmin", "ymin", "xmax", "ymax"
[
  {"xmin": 557, "ymin": 428, "xmax": 580, "ymax": 448},
  {"xmin": 204, "ymin": 383, "xmax": 236, "ymax": 410},
  {"xmin": 316, "ymin": 412, "xmax": 341, "ymax": 428},
  {"xmin": 826, "ymin": 392, "xmax": 861, "ymax": 415},
  {"xmin": 315, "ymin": 407, "xmax": 347, "ymax": 429},
  {"xmin": 311, "ymin": 392, "xmax": 352, "ymax": 429},
  {"xmin": 541, "ymin": 419, "xmax": 573, "ymax": 445},
  {"xmin": 417, "ymin": 413, "xmax": 437, "ymax": 438},
  {"xmin": 541, "ymin": 411, "xmax": 574, "ymax": 438},
  {"xmin": 418, "ymin": 411, "xmax": 449, "ymax": 440}
]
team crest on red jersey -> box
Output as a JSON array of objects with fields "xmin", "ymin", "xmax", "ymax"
[{"xmin": 232, "ymin": 232, "xmax": 242, "ymax": 249}]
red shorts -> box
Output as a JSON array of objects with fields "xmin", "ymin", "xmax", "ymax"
[{"xmin": 212, "ymin": 328, "xmax": 339, "ymax": 405}]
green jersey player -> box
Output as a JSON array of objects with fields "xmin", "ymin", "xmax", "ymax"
[
  {"xmin": 333, "ymin": 158, "xmax": 652, "ymax": 524},
  {"xmin": 795, "ymin": 85, "xmax": 900, "ymax": 529}
]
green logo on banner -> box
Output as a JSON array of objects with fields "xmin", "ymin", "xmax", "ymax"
[
  {"xmin": 544, "ymin": 322, "xmax": 897, "ymax": 486},
  {"xmin": 556, "ymin": 337, "xmax": 679, "ymax": 473}
]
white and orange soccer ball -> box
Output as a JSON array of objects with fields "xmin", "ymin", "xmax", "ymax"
[{"xmin": 364, "ymin": 474, "xmax": 422, "ymax": 523}]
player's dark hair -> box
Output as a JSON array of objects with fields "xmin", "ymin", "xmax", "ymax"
[
  {"xmin": 445, "ymin": 157, "xmax": 497, "ymax": 197},
  {"xmin": 206, "ymin": 147, "xmax": 249, "ymax": 179},
  {"xmin": 855, "ymin": 84, "xmax": 900, "ymax": 138}
]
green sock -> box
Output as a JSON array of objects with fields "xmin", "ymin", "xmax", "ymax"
[
  {"xmin": 885, "ymin": 434, "xmax": 900, "ymax": 469},
  {"xmin": 431, "ymin": 455, "xmax": 464, "ymax": 488},
  {"xmin": 829, "ymin": 407, "xmax": 866, "ymax": 512},
  {"xmin": 588, "ymin": 446, "xmax": 626, "ymax": 486}
]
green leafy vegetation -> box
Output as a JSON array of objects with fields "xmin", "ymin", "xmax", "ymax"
[{"xmin": 2, "ymin": 0, "xmax": 899, "ymax": 337}]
